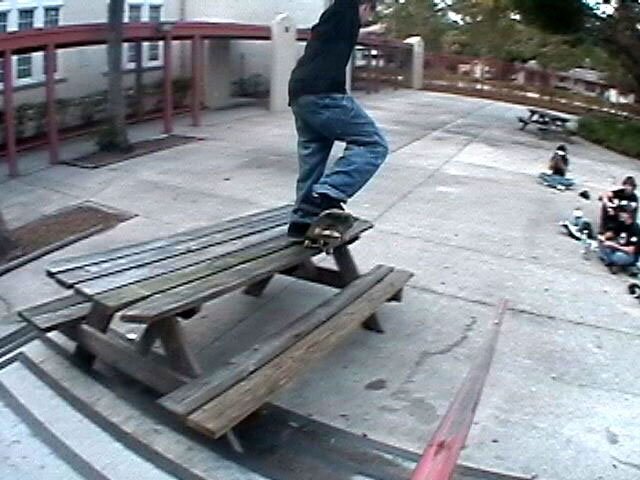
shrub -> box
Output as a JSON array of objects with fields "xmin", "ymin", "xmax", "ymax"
[{"xmin": 578, "ymin": 114, "xmax": 640, "ymax": 159}]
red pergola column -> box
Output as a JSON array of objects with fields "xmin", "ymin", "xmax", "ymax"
[
  {"xmin": 163, "ymin": 32, "xmax": 173, "ymax": 135},
  {"xmin": 45, "ymin": 43, "xmax": 59, "ymax": 165},
  {"xmin": 3, "ymin": 49, "xmax": 17, "ymax": 177},
  {"xmin": 191, "ymin": 35, "xmax": 202, "ymax": 127}
]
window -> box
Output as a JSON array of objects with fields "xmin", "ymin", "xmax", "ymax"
[
  {"xmin": 127, "ymin": 43, "xmax": 139, "ymax": 64},
  {"xmin": 17, "ymin": 55, "xmax": 32, "ymax": 79},
  {"xmin": 128, "ymin": 5, "xmax": 142, "ymax": 22},
  {"xmin": 18, "ymin": 9, "xmax": 35, "ymax": 31},
  {"xmin": 148, "ymin": 42, "xmax": 160, "ymax": 62},
  {"xmin": 44, "ymin": 7, "xmax": 60, "ymax": 28},
  {"xmin": 0, "ymin": 12, "xmax": 8, "ymax": 33},
  {"xmin": 149, "ymin": 5, "xmax": 162, "ymax": 23}
]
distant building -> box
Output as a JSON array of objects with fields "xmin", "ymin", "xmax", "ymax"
[{"xmin": 555, "ymin": 67, "xmax": 608, "ymax": 97}]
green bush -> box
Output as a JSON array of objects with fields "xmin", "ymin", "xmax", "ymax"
[{"xmin": 578, "ymin": 114, "xmax": 640, "ymax": 159}]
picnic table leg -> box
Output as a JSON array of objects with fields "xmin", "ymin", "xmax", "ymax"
[
  {"xmin": 136, "ymin": 322, "xmax": 162, "ymax": 355},
  {"xmin": 243, "ymin": 275, "xmax": 274, "ymax": 298},
  {"xmin": 73, "ymin": 303, "xmax": 116, "ymax": 367},
  {"xmin": 333, "ymin": 244, "xmax": 385, "ymax": 334},
  {"xmin": 156, "ymin": 316, "xmax": 202, "ymax": 378}
]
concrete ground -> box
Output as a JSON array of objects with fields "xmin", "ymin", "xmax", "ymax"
[{"xmin": 1, "ymin": 89, "xmax": 640, "ymax": 479}]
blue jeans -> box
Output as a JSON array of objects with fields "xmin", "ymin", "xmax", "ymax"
[
  {"xmin": 290, "ymin": 94, "xmax": 389, "ymax": 223},
  {"xmin": 598, "ymin": 245, "xmax": 636, "ymax": 266},
  {"xmin": 539, "ymin": 172, "xmax": 575, "ymax": 188}
]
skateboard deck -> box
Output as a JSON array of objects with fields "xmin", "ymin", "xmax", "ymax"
[{"xmin": 304, "ymin": 209, "xmax": 355, "ymax": 254}]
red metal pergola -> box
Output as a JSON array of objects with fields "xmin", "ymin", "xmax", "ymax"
[
  {"xmin": 0, "ymin": 23, "xmax": 408, "ymax": 177},
  {"xmin": 0, "ymin": 22, "xmax": 273, "ymax": 177}
]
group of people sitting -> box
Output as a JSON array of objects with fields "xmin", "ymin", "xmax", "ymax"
[
  {"xmin": 560, "ymin": 171, "xmax": 639, "ymax": 274},
  {"xmin": 594, "ymin": 176, "xmax": 639, "ymax": 273},
  {"xmin": 538, "ymin": 144, "xmax": 639, "ymax": 274}
]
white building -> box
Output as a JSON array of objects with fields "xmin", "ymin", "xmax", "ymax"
[{"xmin": 2, "ymin": 0, "xmax": 329, "ymax": 106}]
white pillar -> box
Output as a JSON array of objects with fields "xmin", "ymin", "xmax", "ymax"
[
  {"xmin": 404, "ymin": 36, "xmax": 424, "ymax": 90},
  {"xmin": 203, "ymin": 39, "xmax": 232, "ymax": 109},
  {"xmin": 270, "ymin": 13, "xmax": 297, "ymax": 112}
]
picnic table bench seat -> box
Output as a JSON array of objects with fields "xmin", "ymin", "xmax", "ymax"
[{"xmin": 21, "ymin": 204, "xmax": 412, "ymax": 438}]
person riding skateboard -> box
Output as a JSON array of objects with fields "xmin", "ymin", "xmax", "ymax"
[{"xmin": 286, "ymin": 0, "xmax": 389, "ymax": 240}]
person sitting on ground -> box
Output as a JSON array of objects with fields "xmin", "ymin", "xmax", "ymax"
[
  {"xmin": 598, "ymin": 175, "xmax": 638, "ymax": 234},
  {"xmin": 538, "ymin": 144, "xmax": 575, "ymax": 190},
  {"xmin": 286, "ymin": 0, "xmax": 389, "ymax": 240},
  {"xmin": 561, "ymin": 205, "xmax": 595, "ymax": 241},
  {"xmin": 598, "ymin": 205, "xmax": 640, "ymax": 273}
]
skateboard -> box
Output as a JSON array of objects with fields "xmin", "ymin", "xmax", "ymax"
[{"xmin": 304, "ymin": 209, "xmax": 355, "ymax": 254}]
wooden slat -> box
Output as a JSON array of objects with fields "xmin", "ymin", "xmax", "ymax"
[
  {"xmin": 18, "ymin": 293, "xmax": 87, "ymax": 319},
  {"xmin": 73, "ymin": 324, "xmax": 188, "ymax": 394},
  {"xmin": 53, "ymin": 214, "xmax": 290, "ymax": 288},
  {"xmin": 73, "ymin": 227, "xmax": 287, "ymax": 296},
  {"xmin": 18, "ymin": 294, "xmax": 91, "ymax": 332},
  {"xmin": 46, "ymin": 204, "xmax": 292, "ymax": 275},
  {"xmin": 92, "ymin": 235, "xmax": 295, "ymax": 313},
  {"xmin": 160, "ymin": 265, "xmax": 394, "ymax": 416},
  {"xmin": 186, "ymin": 268, "xmax": 413, "ymax": 438},
  {"xmin": 22, "ymin": 303, "xmax": 91, "ymax": 332},
  {"xmin": 118, "ymin": 220, "xmax": 372, "ymax": 323}
]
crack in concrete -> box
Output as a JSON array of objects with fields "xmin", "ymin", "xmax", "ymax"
[
  {"xmin": 375, "ymin": 227, "xmax": 611, "ymax": 282},
  {"xmin": 611, "ymin": 456, "xmax": 640, "ymax": 473},
  {"xmin": 392, "ymin": 317, "xmax": 478, "ymax": 401},
  {"xmin": 550, "ymin": 374, "xmax": 640, "ymax": 399},
  {"xmin": 404, "ymin": 284, "xmax": 640, "ymax": 340},
  {"xmin": 374, "ymin": 103, "xmax": 494, "ymax": 223}
]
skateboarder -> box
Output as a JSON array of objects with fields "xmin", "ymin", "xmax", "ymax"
[{"xmin": 286, "ymin": 0, "xmax": 389, "ymax": 240}]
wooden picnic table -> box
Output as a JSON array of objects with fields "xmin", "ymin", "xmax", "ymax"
[
  {"xmin": 19, "ymin": 204, "xmax": 412, "ymax": 438},
  {"xmin": 518, "ymin": 107, "xmax": 571, "ymax": 135}
]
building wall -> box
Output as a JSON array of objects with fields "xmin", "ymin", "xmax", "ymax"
[
  {"xmin": 5, "ymin": 0, "xmax": 182, "ymax": 106},
  {"xmin": 3, "ymin": 0, "xmax": 329, "ymax": 108},
  {"xmin": 186, "ymin": 0, "xmax": 328, "ymax": 91}
]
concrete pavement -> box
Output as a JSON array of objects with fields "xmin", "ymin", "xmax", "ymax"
[{"xmin": 1, "ymin": 90, "xmax": 640, "ymax": 479}]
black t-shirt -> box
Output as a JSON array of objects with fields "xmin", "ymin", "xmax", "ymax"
[
  {"xmin": 288, "ymin": 0, "xmax": 360, "ymax": 104},
  {"xmin": 611, "ymin": 188, "xmax": 638, "ymax": 215},
  {"xmin": 612, "ymin": 221, "xmax": 640, "ymax": 255}
]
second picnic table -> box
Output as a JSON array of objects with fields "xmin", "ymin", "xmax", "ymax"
[
  {"xmin": 21, "ymin": 204, "xmax": 412, "ymax": 438},
  {"xmin": 518, "ymin": 107, "xmax": 571, "ymax": 135}
]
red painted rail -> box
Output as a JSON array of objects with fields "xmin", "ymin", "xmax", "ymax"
[{"xmin": 411, "ymin": 299, "xmax": 508, "ymax": 480}]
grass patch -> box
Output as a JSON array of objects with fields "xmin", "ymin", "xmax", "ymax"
[{"xmin": 578, "ymin": 115, "xmax": 640, "ymax": 159}]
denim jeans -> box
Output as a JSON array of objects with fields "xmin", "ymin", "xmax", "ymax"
[
  {"xmin": 598, "ymin": 245, "xmax": 636, "ymax": 266},
  {"xmin": 290, "ymin": 94, "xmax": 389, "ymax": 223},
  {"xmin": 539, "ymin": 172, "xmax": 575, "ymax": 189}
]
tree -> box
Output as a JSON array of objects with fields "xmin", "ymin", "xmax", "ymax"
[
  {"xmin": 97, "ymin": 0, "xmax": 132, "ymax": 152},
  {"xmin": 0, "ymin": 212, "xmax": 16, "ymax": 260},
  {"xmin": 384, "ymin": 0, "xmax": 452, "ymax": 51},
  {"xmin": 511, "ymin": 0, "xmax": 640, "ymax": 93}
]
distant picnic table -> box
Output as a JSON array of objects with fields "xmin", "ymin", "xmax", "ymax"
[
  {"xmin": 16, "ymin": 204, "xmax": 412, "ymax": 439},
  {"xmin": 518, "ymin": 108, "xmax": 571, "ymax": 136}
]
